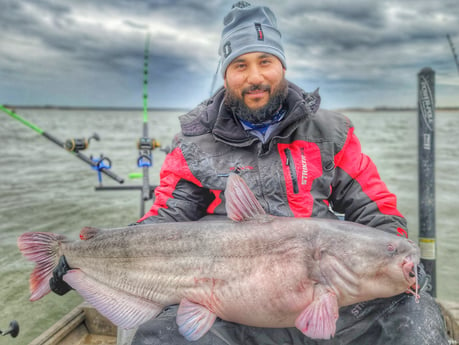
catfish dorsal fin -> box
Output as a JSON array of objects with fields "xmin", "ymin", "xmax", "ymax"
[{"xmin": 225, "ymin": 173, "xmax": 266, "ymax": 221}]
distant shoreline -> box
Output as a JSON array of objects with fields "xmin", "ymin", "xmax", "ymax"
[
  {"xmin": 2, "ymin": 104, "xmax": 189, "ymax": 112},
  {"xmin": 3, "ymin": 104, "xmax": 459, "ymax": 112},
  {"xmin": 336, "ymin": 106, "xmax": 459, "ymax": 112}
]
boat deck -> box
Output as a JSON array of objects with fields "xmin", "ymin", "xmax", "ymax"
[
  {"xmin": 438, "ymin": 299, "xmax": 459, "ymax": 344},
  {"xmin": 28, "ymin": 303, "xmax": 116, "ymax": 345}
]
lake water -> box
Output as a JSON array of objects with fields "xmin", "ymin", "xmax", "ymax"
[{"xmin": 1, "ymin": 107, "xmax": 458, "ymax": 345}]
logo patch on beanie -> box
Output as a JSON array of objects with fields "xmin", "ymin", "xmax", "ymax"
[
  {"xmin": 254, "ymin": 23, "xmax": 264, "ymax": 41},
  {"xmin": 223, "ymin": 41, "xmax": 232, "ymax": 58}
]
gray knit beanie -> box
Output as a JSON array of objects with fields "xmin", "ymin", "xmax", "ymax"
[{"xmin": 218, "ymin": 1, "xmax": 286, "ymax": 77}]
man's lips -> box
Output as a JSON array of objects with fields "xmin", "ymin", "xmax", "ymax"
[
  {"xmin": 242, "ymin": 85, "xmax": 271, "ymax": 98},
  {"xmin": 245, "ymin": 90, "xmax": 267, "ymax": 97}
]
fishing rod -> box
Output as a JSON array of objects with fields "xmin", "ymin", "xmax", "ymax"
[
  {"xmin": 0, "ymin": 104, "xmax": 124, "ymax": 184},
  {"xmin": 95, "ymin": 33, "xmax": 165, "ymax": 217},
  {"xmin": 446, "ymin": 34, "xmax": 459, "ymax": 76},
  {"xmin": 138, "ymin": 33, "xmax": 160, "ymax": 205}
]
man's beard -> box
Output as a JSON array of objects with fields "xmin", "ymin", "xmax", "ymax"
[{"xmin": 224, "ymin": 78, "xmax": 288, "ymax": 124}]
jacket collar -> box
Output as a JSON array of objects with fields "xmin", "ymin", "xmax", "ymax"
[{"xmin": 179, "ymin": 81, "xmax": 321, "ymax": 147}]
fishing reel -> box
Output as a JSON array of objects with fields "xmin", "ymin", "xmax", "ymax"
[
  {"xmin": 137, "ymin": 137, "xmax": 161, "ymax": 151},
  {"xmin": 65, "ymin": 133, "xmax": 100, "ymax": 152},
  {"xmin": 137, "ymin": 138, "xmax": 170, "ymax": 154},
  {"xmin": 0, "ymin": 320, "xmax": 19, "ymax": 338}
]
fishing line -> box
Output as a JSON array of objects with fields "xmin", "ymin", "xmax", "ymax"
[{"xmin": 94, "ymin": 32, "xmax": 163, "ymax": 218}]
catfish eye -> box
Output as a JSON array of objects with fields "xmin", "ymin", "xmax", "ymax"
[{"xmin": 387, "ymin": 243, "xmax": 398, "ymax": 255}]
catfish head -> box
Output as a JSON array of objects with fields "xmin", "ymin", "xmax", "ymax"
[{"xmin": 312, "ymin": 221, "xmax": 421, "ymax": 307}]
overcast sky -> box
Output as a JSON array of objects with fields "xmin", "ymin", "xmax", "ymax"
[{"xmin": 1, "ymin": 0, "xmax": 459, "ymax": 110}]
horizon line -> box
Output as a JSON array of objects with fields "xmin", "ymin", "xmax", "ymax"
[{"xmin": 3, "ymin": 104, "xmax": 459, "ymax": 112}]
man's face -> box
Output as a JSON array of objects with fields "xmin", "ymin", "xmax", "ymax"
[{"xmin": 224, "ymin": 52, "xmax": 287, "ymax": 123}]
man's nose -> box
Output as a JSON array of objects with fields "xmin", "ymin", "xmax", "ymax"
[{"xmin": 246, "ymin": 65, "xmax": 264, "ymax": 85}]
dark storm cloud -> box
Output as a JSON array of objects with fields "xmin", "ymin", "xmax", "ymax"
[
  {"xmin": 269, "ymin": 0, "xmax": 459, "ymax": 107},
  {"xmin": 0, "ymin": 0, "xmax": 458, "ymax": 108}
]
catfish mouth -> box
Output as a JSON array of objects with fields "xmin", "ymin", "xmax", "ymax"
[{"xmin": 402, "ymin": 255, "xmax": 420, "ymax": 302}]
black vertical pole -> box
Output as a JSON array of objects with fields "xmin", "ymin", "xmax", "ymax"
[{"xmin": 417, "ymin": 67, "xmax": 436, "ymax": 297}]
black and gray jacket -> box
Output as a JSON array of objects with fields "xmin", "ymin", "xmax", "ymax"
[{"xmin": 139, "ymin": 82, "xmax": 408, "ymax": 237}]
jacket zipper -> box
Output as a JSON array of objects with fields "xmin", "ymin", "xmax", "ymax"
[{"xmin": 284, "ymin": 148, "xmax": 299, "ymax": 194}]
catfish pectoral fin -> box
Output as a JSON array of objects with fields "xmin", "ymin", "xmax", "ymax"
[
  {"xmin": 176, "ymin": 298, "xmax": 217, "ymax": 341},
  {"xmin": 295, "ymin": 291, "xmax": 339, "ymax": 339}
]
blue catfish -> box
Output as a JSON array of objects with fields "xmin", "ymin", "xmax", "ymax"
[{"xmin": 18, "ymin": 174, "xmax": 420, "ymax": 340}]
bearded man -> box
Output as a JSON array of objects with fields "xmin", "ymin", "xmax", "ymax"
[{"xmin": 51, "ymin": 2, "xmax": 449, "ymax": 344}]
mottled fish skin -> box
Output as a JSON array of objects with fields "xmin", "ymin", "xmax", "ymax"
[{"xmin": 18, "ymin": 174, "xmax": 420, "ymax": 341}]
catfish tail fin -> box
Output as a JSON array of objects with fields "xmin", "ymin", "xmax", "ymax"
[{"xmin": 17, "ymin": 232, "xmax": 67, "ymax": 301}]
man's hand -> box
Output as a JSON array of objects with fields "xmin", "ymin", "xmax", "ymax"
[{"xmin": 49, "ymin": 256, "xmax": 73, "ymax": 296}]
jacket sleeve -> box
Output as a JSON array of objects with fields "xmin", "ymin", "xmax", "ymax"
[
  {"xmin": 330, "ymin": 126, "xmax": 408, "ymax": 237},
  {"xmin": 137, "ymin": 147, "xmax": 215, "ymax": 224}
]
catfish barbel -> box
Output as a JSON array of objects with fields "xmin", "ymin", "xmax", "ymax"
[{"xmin": 18, "ymin": 174, "xmax": 420, "ymax": 340}]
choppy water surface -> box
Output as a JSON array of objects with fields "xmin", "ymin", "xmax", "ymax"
[{"xmin": 0, "ymin": 108, "xmax": 457, "ymax": 345}]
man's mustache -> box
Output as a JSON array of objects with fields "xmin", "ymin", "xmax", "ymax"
[{"xmin": 242, "ymin": 84, "xmax": 271, "ymax": 96}]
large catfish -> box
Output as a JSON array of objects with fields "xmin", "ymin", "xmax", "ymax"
[{"xmin": 18, "ymin": 174, "xmax": 420, "ymax": 341}]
